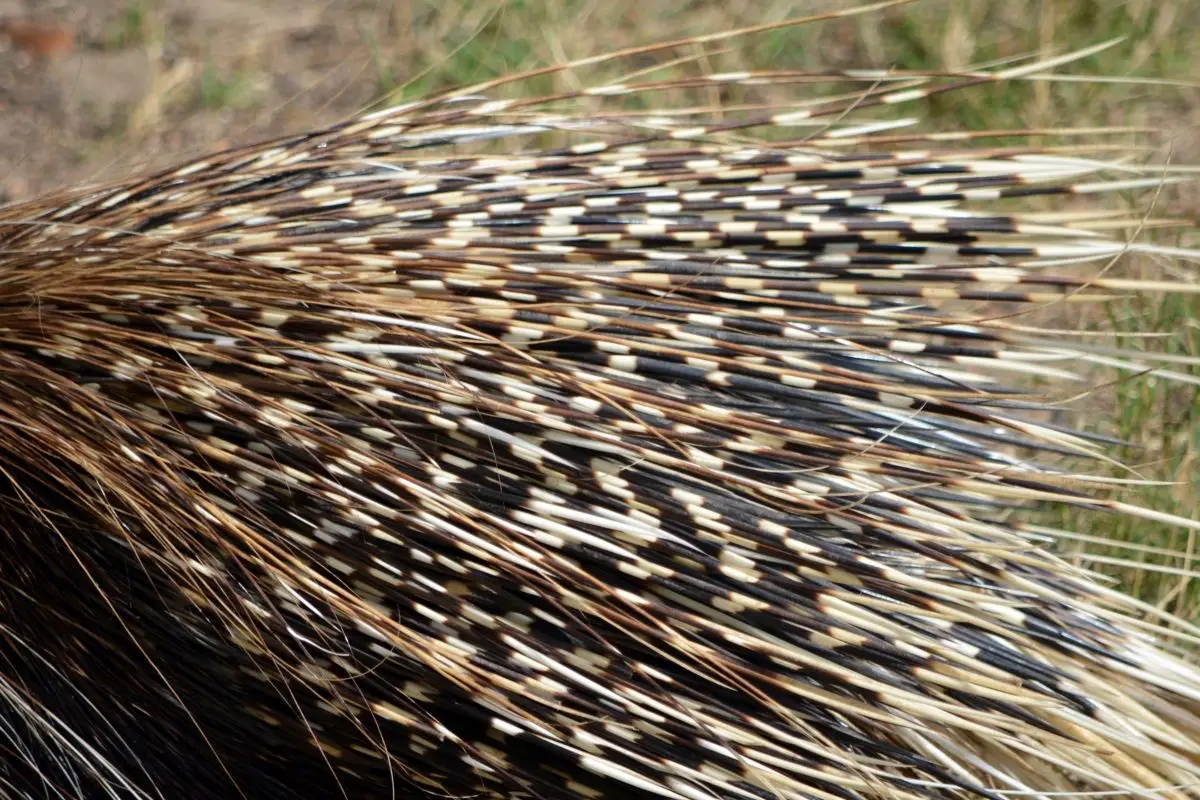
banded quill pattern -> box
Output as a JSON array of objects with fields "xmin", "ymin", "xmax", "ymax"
[{"xmin": 1, "ymin": 5, "xmax": 1198, "ymax": 799}]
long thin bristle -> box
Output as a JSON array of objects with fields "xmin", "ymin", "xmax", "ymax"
[{"xmin": 0, "ymin": 10, "xmax": 1197, "ymax": 800}]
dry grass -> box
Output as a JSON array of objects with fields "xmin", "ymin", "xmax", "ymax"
[{"xmin": 1, "ymin": 0, "xmax": 1197, "ymax": 615}]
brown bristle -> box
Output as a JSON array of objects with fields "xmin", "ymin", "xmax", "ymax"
[{"xmin": 0, "ymin": 7, "xmax": 1198, "ymax": 800}]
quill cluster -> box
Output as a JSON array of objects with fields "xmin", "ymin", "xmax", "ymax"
[{"xmin": 1, "ymin": 6, "xmax": 1198, "ymax": 799}]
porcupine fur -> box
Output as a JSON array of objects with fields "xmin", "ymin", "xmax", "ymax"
[{"xmin": 0, "ymin": 5, "xmax": 1199, "ymax": 799}]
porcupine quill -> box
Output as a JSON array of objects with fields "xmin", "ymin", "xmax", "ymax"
[{"xmin": 0, "ymin": 3, "xmax": 1199, "ymax": 799}]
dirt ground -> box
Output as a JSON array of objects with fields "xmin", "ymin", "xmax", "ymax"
[{"xmin": 0, "ymin": 0, "xmax": 414, "ymax": 201}]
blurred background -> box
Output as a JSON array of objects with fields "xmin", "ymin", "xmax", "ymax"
[{"xmin": 0, "ymin": 0, "xmax": 1196, "ymax": 613}]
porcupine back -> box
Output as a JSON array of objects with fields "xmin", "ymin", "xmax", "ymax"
[{"xmin": 1, "ymin": 7, "xmax": 1199, "ymax": 800}]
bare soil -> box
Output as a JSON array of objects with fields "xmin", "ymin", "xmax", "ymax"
[{"xmin": 0, "ymin": 0, "xmax": 411, "ymax": 202}]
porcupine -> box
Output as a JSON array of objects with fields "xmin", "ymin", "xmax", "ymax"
[{"xmin": 1, "ymin": 4, "xmax": 1199, "ymax": 800}]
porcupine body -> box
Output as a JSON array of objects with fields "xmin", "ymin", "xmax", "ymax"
[{"xmin": 1, "ymin": 7, "xmax": 1199, "ymax": 800}]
